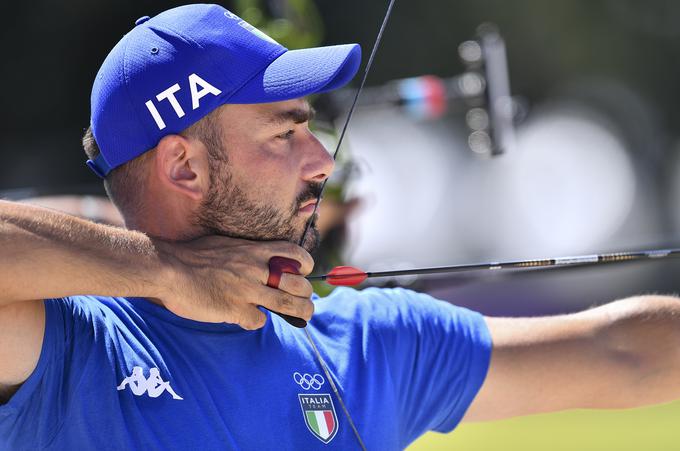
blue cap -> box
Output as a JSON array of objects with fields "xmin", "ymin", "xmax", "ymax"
[{"xmin": 87, "ymin": 4, "xmax": 362, "ymax": 178}]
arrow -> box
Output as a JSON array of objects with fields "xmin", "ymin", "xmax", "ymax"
[{"xmin": 307, "ymin": 248, "xmax": 680, "ymax": 286}]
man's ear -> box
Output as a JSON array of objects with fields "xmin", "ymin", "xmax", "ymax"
[{"xmin": 153, "ymin": 134, "xmax": 209, "ymax": 201}]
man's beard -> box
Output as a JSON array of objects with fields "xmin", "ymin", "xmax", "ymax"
[{"xmin": 194, "ymin": 163, "xmax": 322, "ymax": 253}]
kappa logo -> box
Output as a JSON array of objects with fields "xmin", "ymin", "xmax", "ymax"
[
  {"xmin": 293, "ymin": 372, "xmax": 325, "ymax": 390},
  {"xmin": 298, "ymin": 394, "xmax": 339, "ymax": 444},
  {"xmin": 117, "ymin": 366, "xmax": 183, "ymax": 400},
  {"xmin": 144, "ymin": 73, "xmax": 222, "ymax": 130}
]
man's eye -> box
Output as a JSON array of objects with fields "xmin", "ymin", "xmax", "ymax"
[{"xmin": 276, "ymin": 130, "xmax": 295, "ymax": 140}]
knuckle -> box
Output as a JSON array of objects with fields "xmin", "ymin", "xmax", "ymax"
[
  {"xmin": 242, "ymin": 311, "xmax": 267, "ymax": 330},
  {"xmin": 283, "ymin": 243, "xmax": 307, "ymax": 261},
  {"xmin": 296, "ymin": 247, "xmax": 312, "ymax": 263},
  {"xmin": 299, "ymin": 255, "xmax": 314, "ymax": 275},
  {"xmin": 241, "ymin": 322, "xmax": 257, "ymax": 331},
  {"xmin": 302, "ymin": 249, "xmax": 314, "ymax": 265},
  {"xmin": 277, "ymin": 294, "xmax": 294, "ymax": 310},
  {"xmin": 281, "ymin": 294, "xmax": 314, "ymax": 320}
]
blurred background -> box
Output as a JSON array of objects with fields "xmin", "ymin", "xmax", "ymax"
[{"xmin": 2, "ymin": 0, "xmax": 680, "ymax": 449}]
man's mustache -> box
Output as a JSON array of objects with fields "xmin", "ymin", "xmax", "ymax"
[{"xmin": 296, "ymin": 183, "xmax": 324, "ymax": 209}]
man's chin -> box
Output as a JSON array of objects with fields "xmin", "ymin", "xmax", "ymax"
[{"xmin": 299, "ymin": 227, "xmax": 321, "ymax": 254}]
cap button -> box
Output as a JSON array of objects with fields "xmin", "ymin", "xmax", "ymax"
[{"xmin": 135, "ymin": 16, "xmax": 151, "ymax": 26}]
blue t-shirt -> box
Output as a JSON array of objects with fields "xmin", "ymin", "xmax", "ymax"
[{"xmin": 0, "ymin": 287, "xmax": 491, "ymax": 450}]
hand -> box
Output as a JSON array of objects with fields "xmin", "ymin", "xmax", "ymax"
[{"xmin": 153, "ymin": 235, "xmax": 315, "ymax": 329}]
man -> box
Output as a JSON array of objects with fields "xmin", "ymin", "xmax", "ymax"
[{"xmin": 1, "ymin": 4, "xmax": 680, "ymax": 450}]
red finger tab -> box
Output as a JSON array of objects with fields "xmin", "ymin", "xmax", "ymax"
[
  {"xmin": 266, "ymin": 256, "xmax": 307, "ymax": 329},
  {"xmin": 267, "ymin": 256, "xmax": 301, "ymax": 289}
]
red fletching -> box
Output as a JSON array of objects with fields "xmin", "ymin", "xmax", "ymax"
[{"xmin": 325, "ymin": 266, "xmax": 368, "ymax": 286}]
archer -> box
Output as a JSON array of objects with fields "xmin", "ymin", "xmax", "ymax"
[{"xmin": 1, "ymin": 4, "xmax": 680, "ymax": 450}]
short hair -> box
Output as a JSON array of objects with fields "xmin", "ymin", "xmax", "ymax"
[{"xmin": 82, "ymin": 108, "xmax": 225, "ymax": 220}]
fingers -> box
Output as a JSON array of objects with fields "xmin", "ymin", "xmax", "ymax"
[
  {"xmin": 166, "ymin": 235, "xmax": 317, "ymax": 329},
  {"xmin": 255, "ymin": 285, "xmax": 314, "ymax": 321},
  {"xmin": 239, "ymin": 306, "xmax": 268, "ymax": 330},
  {"xmin": 278, "ymin": 272, "xmax": 313, "ymax": 298},
  {"xmin": 188, "ymin": 236, "xmax": 314, "ymax": 276},
  {"xmin": 261, "ymin": 241, "xmax": 314, "ymax": 276},
  {"xmin": 163, "ymin": 295, "xmax": 270, "ymax": 330}
]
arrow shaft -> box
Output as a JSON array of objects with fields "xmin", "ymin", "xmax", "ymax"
[{"xmin": 308, "ymin": 248, "xmax": 680, "ymax": 282}]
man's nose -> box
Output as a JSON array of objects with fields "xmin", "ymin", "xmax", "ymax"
[{"xmin": 301, "ymin": 131, "xmax": 335, "ymax": 182}]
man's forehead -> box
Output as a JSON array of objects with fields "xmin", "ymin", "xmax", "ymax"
[{"xmin": 253, "ymin": 98, "xmax": 314, "ymax": 125}]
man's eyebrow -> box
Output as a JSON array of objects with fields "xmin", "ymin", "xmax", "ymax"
[{"xmin": 264, "ymin": 106, "xmax": 316, "ymax": 125}]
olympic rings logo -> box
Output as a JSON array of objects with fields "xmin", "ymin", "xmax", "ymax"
[{"xmin": 293, "ymin": 372, "xmax": 325, "ymax": 390}]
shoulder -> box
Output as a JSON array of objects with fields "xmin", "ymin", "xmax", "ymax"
[
  {"xmin": 312, "ymin": 286, "xmax": 420, "ymax": 320},
  {"xmin": 312, "ymin": 286, "xmax": 484, "ymax": 332},
  {"xmin": 43, "ymin": 296, "xmax": 139, "ymax": 340},
  {"xmin": 45, "ymin": 295, "xmax": 133, "ymax": 318}
]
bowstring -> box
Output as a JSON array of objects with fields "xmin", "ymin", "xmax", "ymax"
[
  {"xmin": 299, "ymin": 1, "xmax": 396, "ymax": 449},
  {"xmin": 298, "ymin": 0, "xmax": 397, "ymax": 248}
]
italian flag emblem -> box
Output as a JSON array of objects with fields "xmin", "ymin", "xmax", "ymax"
[{"xmin": 298, "ymin": 394, "xmax": 339, "ymax": 443}]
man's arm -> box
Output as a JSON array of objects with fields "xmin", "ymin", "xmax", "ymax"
[
  {"xmin": 463, "ymin": 295, "xmax": 680, "ymax": 421},
  {"xmin": 0, "ymin": 200, "xmax": 314, "ymax": 400},
  {"xmin": 0, "ymin": 201, "xmax": 170, "ymax": 305}
]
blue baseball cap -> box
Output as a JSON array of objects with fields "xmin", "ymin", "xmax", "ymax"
[{"xmin": 87, "ymin": 4, "xmax": 362, "ymax": 178}]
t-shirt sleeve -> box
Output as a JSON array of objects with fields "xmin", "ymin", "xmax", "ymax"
[
  {"xmin": 0, "ymin": 298, "xmax": 93, "ymax": 449},
  {"xmin": 358, "ymin": 287, "xmax": 492, "ymax": 445}
]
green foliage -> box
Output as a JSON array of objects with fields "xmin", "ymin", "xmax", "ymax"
[{"xmin": 234, "ymin": 0, "xmax": 324, "ymax": 48}]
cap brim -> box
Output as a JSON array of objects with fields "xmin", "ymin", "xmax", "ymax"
[{"xmin": 229, "ymin": 44, "xmax": 361, "ymax": 103}]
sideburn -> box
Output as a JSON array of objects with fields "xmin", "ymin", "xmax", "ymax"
[{"xmin": 194, "ymin": 155, "xmax": 321, "ymax": 253}]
